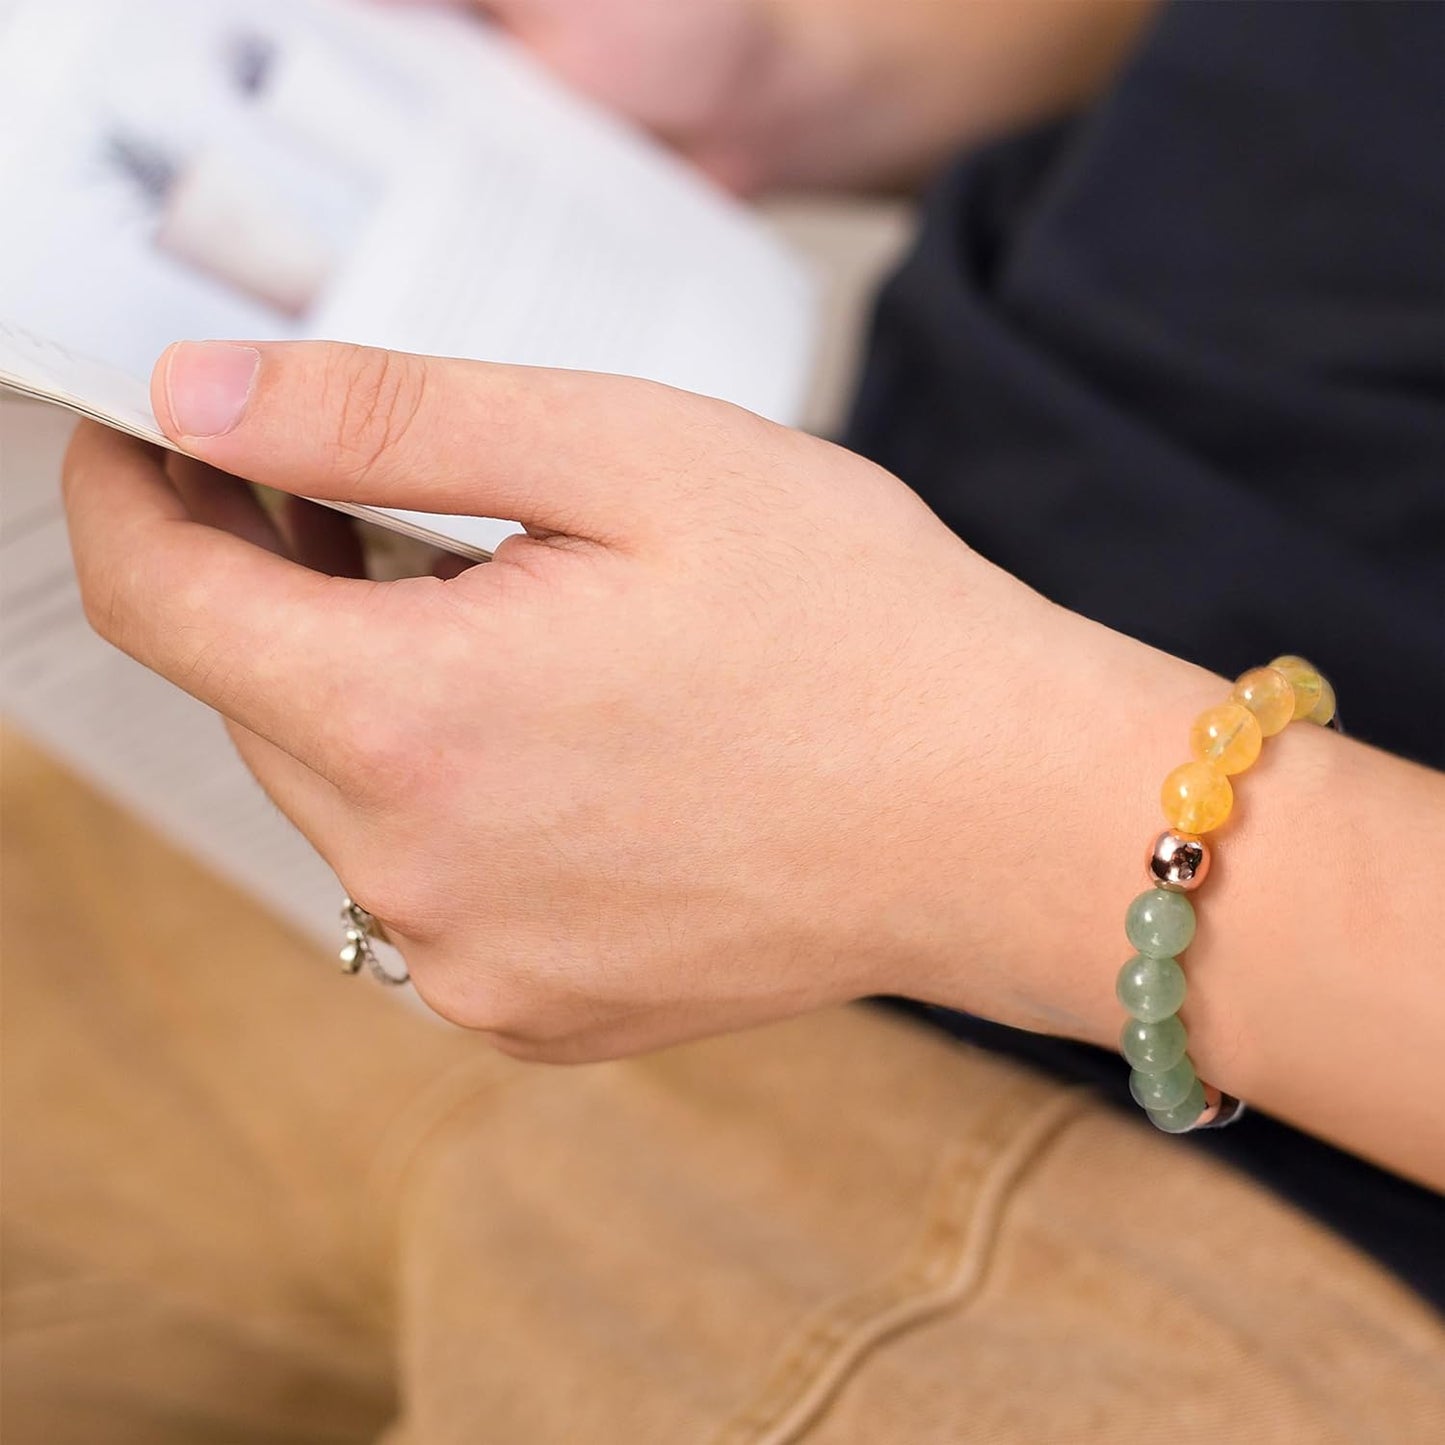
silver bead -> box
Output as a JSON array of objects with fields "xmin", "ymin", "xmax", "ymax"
[
  {"xmin": 1193, "ymin": 1084, "xmax": 1247, "ymax": 1130},
  {"xmin": 1146, "ymin": 830, "xmax": 1211, "ymax": 892}
]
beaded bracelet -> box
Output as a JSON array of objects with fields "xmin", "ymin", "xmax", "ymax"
[{"xmin": 1118, "ymin": 655, "xmax": 1338, "ymax": 1133}]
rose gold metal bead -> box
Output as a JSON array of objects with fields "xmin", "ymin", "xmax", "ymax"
[{"xmin": 1146, "ymin": 830, "xmax": 1211, "ymax": 892}]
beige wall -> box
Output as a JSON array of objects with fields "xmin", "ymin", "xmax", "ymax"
[{"xmin": 764, "ymin": 197, "xmax": 914, "ymax": 437}]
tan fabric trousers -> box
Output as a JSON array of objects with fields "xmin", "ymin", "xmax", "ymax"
[{"xmin": 3, "ymin": 732, "xmax": 1442, "ymax": 1444}]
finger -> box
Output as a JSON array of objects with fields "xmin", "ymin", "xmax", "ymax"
[
  {"xmin": 227, "ymin": 720, "xmax": 351, "ymax": 854},
  {"xmin": 226, "ymin": 721, "xmax": 390, "ymax": 929},
  {"xmin": 63, "ymin": 422, "xmax": 395, "ymax": 770},
  {"xmin": 430, "ymin": 549, "xmax": 478, "ymax": 580},
  {"xmin": 281, "ymin": 496, "xmax": 368, "ymax": 578},
  {"xmin": 149, "ymin": 340, "xmax": 763, "ymax": 542},
  {"xmin": 165, "ymin": 453, "xmax": 286, "ymax": 556},
  {"xmin": 227, "ymin": 720, "xmax": 420, "ymax": 958},
  {"xmin": 169, "ymin": 452, "xmax": 370, "ymax": 580}
]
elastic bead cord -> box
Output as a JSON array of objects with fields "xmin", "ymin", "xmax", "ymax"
[{"xmin": 1120, "ymin": 656, "xmax": 1338, "ymax": 1133}]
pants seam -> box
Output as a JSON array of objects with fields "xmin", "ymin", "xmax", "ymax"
[{"xmin": 708, "ymin": 1086, "xmax": 1095, "ymax": 1445}]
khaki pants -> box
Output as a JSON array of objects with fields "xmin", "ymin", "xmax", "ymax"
[{"xmin": 3, "ymin": 734, "xmax": 1442, "ymax": 1444}]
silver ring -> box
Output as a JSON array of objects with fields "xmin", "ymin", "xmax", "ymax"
[{"xmin": 339, "ymin": 896, "xmax": 408, "ymax": 985}]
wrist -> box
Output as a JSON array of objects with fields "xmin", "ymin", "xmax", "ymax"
[
  {"xmin": 897, "ymin": 597, "xmax": 1225, "ymax": 1049},
  {"xmin": 876, "ymin": 585, "xmax": 1444, "ymax": 1184}
]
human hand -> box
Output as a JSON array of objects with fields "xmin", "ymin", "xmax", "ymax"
[
  {"xmin": 63, "ymin": 340, "xmax": 1193, "ymax": 1062},
  {"xmin": 397, "ymin": 0, "xmax": 1157, "ymax": 193}
]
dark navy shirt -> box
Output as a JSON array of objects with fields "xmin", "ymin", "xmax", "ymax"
[{"xmin": 847, "ymin": 0, "xmax": 1444, "ymax": 1309}]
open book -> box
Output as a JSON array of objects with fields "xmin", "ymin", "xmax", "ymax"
[{"xmin": 0, "ymin": 0, "xmax": 817, "ymax": 558}]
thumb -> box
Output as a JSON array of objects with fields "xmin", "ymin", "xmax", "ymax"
[{"xmin": 151, "ymin": 340, "xmax": 727, "ymax": 542}]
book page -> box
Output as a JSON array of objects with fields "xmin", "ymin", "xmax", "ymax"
[
  {"xmin": 0, "ymin": 320, "xmax": 514, "ymax": 559},
  {"xmin": 0, "ymin": 320, "xmax": 180, "ymax": 447},
  {"xmin": 0, "ymin": 0, "xmax": 818, "ymax": 554}
]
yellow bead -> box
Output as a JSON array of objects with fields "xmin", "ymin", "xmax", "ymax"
[
  {"xmin": 1307, "ymin": 675, "xmax": 1337, "ymax": 727},
  {"xmin": 1231, "ymin": 667, "xmax": 1295, "ymax": 736},
  {"xmin": 1161, "ymin": 761, "xmax": 1233, "ymax": 834},
  {"xmin": 1269, "ymin": 655, "xmax": 1323, "ymax": 721},
  {"xmin": 1190, "ymin": 702, "xmax": 1263, "ymax": 774}
]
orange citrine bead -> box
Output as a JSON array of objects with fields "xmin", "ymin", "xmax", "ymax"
[
  {"xmin": 1189, "ymin": 702, "xmax": 1263, "ymax": 775},
  {"xmin": 1231, "ymin": 666, "xmax": 1295, "ymax": 736},
  {"xmin": 1161, "ymin": 761, "xmax": 1233, "ymax": 834},
  {"xmin": 1269, "ymin": 654, "xmax": 1324, "ymax": 721},
  {"xmin": 1307, "ymin": 675, "xmax": 1338, "ymax": 727}
]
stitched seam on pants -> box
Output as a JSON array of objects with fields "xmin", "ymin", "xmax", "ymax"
[
  {"xmin": 708, "ymin": 1087, "xmax": 1092, "ymax": 1445},
  {"xmin": 360, "ymin": 1061, "xmax": 536, "ymax": 1267}
]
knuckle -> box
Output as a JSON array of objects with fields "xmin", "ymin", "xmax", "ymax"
[
  {"xmin": 408, "ymin": 965, "xmax": 503, "ymax": 1033},
  {"xmin": 342, "ymin": 868, "xmax": 439, "ymax": 946},
  {"xmin": 487, "ymin": 1033, "xmax": 565, "ymax": 1064},
  {"xmin": 325, "ymin": 346, "xmax": 428, "ymax": 486},
  {"xmin": 75, "ymin": 554, "xmax": 138, "ymax": 653},
  {"xmin": 338, "ymin": 842, "xmax": 453, "ymax": 945},
  {"xmin": 409, "ymin": 965, "xmax": 559, "ymax": 1045},
  {"xmin": 74, "ymin": 565, "xmax": 119, "ymax": 642}
]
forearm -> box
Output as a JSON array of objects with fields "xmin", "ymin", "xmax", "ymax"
[{"xmin": 913, "ymin": 600, "xmax": 1445, "ymax": 1189}]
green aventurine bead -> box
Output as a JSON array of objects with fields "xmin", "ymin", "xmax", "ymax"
[
  {"xmin": 1125, "ymin": 888, "xmax": 1197, "ymax": 958},
  {"xmin": 1146, "ymin": 1078, "xmax": 1208, "ymax": 1133},
  {"xmin": 1116, "ymin": 954, "xmax": 1187, "ymax": 1022},
  {"xmin": 1119, "ymin": 1014, "xmax": 1187, "ymax": 1072},
  {"xmin": 1129, "ymin": 1057, "xmax": 1197, "ymax": 1111}
]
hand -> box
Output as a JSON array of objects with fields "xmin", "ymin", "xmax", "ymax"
[
  {"xmin": 59, "ymin": 341, "xmax": 1445, "ymax": 1186},
  {"xmin": 62, "ymin": 340, "xmax": 1142, "ymax": 1062},
  {"xmin": 400, "ymin": 0, "xmax": 1158, "ymax": 193}
]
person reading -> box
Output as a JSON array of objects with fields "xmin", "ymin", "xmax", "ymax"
[{"xmin": 8, "ymin": 1, "xmax": 1443, "ymax": 1439}]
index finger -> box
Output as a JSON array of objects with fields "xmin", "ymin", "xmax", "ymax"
[{"xmin": 62, "ymin": 421, "xmax": 402, "ymax": 777}]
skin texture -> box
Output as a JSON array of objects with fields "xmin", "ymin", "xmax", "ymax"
[
  {"xmin": 62, "ymin": 342, "xmax": 1445, "ymax": 1191},
  {"xmin": 399, "ymin": 0, "xmax": 1161, "ymax": 192}
]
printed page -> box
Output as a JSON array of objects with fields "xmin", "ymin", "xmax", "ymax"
[
  {"xmin": 301, "ymin": 0, "xmax": 818, "ymax": 422},
  {"xmin": 0, "ymin": 0, "xmax": 818, "ymax": 556}
]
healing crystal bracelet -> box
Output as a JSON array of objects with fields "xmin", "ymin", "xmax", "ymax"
[{"xmin": 1118, "ymin": 655, "xmax": 1338, "ymax": 1133}]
